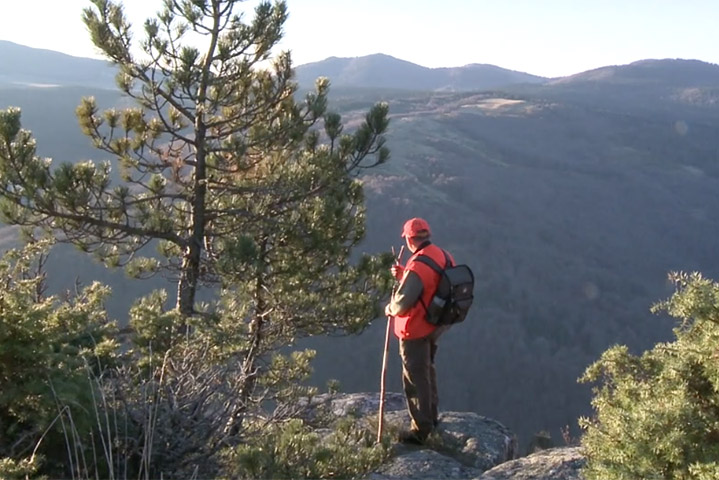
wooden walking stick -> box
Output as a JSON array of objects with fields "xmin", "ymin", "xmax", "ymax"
[{"xmin": 378, "ymin": 245, "xmax": 404, "ymax": 444}]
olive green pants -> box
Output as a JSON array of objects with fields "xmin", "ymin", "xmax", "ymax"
[{"xmin": 399, "ymin": 325, "xmax": 450, "ymax": 439}]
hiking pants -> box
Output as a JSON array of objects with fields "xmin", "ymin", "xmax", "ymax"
[{"xmin": 399, "ymin": 325, "xmax": 450, "ymax": 438}]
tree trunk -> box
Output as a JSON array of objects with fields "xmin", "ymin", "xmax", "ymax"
[
  {"xmin": 227, "ymin": 239, "xmax": 267, "ymax": 434},
  {"xmin": 176, "ymin": 239, "xmax": 201, "ymax": 316},
  {"xmin": 175, "ymin": 118, "xmax": 208, "ymax": 317}
]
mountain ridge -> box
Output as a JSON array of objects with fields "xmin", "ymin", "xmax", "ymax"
[
  {"xmin": 294, "ymin": 52, "xmax": 547, "ymax": 91},
  {"xmin": 5, "ymin": 40, "xmax": 718, "ymax": 94},
  {"xmin": 0, "ymin": 40, "xmax": 115, "ymax": 89},
  {"xmin": 551, "ymin": 57, "xmax": 719, "ymax": 86}
]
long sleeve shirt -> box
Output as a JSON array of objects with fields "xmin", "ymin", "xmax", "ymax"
[{"xmin": 387, "ymin": 270, "xmax": 424, "ymax": 316}]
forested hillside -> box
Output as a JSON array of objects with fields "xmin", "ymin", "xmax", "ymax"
[
  {"xmin": 303, "ymin": 61, "xmax": 719, "ymax": 445},
  {"xmin": 2, "ymin": 48, "xmax": 719, "ymax": 446}
]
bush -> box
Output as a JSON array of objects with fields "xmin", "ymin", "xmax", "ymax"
[
  {"xmin": 580, "ymin": 272, "xmax": 719, "ymax": 480},
  {"xmin": 224, "ymin": 417, "xmax": 389, "ymax": 479},
  {"xmin": 0, "ymin": 241, "xmax": 118, "ymax": 478}
]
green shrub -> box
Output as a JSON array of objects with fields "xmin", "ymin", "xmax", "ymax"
[
  {"xmin": 0, "ymin": 241, "xmax": 117, "ymax": 478},
  {"xmin": 581, "ymin": 272, "xmax": 719, "ymax": 480},
  {"xmin": 225, "ymin": 417, "xmax": 390, "ymax": 479}
]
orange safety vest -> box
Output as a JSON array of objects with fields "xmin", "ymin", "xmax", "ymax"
[{"xmin": 393, "ymin": 244, "xmax": 453, "ymax": 340}]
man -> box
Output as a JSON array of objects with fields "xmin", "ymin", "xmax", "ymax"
[{"xmin": 385, "ymin": 217, "xmax": 454, "ymax": 445}]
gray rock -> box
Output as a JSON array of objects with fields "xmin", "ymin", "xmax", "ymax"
[
  {"xmin": 305, "ymin": 393, "xmax": 585, "ymax": 479},
  {"xmin": 309, "ymin": 393, "xmax": 517, "ymax": 479},
  {"xmin": 308, "ymin": 391, "xmax": 407, "ymax": 419},
  {"xmin": 367, "ymin": 448, "xmax": 482, "ymax": 480},
  {"xmin": 478, "ymin": 447, "xmax": 586, "ymax": 480},
  {"xmin": 432, "ymin": 411, "xmax": 517, "ymax": 471},
  {"xmin": 368, "ymin": 410, "xmax": 516, "ymax": 479}
]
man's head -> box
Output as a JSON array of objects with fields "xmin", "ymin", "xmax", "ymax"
[{"xmin": 401, "ymin": 217, "xmax": 431, "ymax": 252}]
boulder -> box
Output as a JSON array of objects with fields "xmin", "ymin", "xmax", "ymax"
[
  {"xmin": 306, "ymin": 393, "xmax": 587, "ymax": 479},
  {"xmin": 429, "ymin": 411, "xmax": 517, "ymax": 471},
  {"xmin": 478, "ymin": 447, "xmax": 586, "ymax": 480},
  {"xmin": 308, "ymin": 392, "xmax": 517, "ymax": 479},
  {"xmin": 307, "ymin": 391, "xmax": 407, "ymax": 419},
  {"xmin": 367, "ymin": 448, "xmax": 483, "ymax": 480}
]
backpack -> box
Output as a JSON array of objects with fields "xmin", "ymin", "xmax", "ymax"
[{"xmin": 415, "ymin": 250, "xmax": 475, "ymax": 326}]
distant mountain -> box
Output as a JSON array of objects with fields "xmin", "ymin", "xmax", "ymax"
[
  {"xmin": 294, "ymin": 53, "xmax": 547, "ymax": 91},
  {"xmin": 499, "ymin": 58, "xmax": 719, "ymax": 113},
  {"xmin": 551, "ymin": 58, "xmax": 719, "ymax": 87},
  {"xmin": 4, "ymin": 41, "xmax": 717, "ymax": 96},
  {"xmin": 0, "ymin": 40, "xmax": 115, "ymax": 89}
]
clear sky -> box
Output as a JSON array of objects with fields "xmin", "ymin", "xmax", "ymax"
[{"xmin": 1, "ymin": 0, "xmax": 718, "ymax": 78}]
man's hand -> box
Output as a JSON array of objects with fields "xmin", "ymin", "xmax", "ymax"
[
  {"xmin": 390, "ymin": 264, "xmax": 404, "ymax": 280},
  {"xmin": 384, "ymin": 303, "xmax": 393, "ymax": 317}
]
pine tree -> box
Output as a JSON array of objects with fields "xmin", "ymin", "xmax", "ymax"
[
  {"xmin": 0, "ymin": 1, "xmax": 393, "ymax": 476},
  {"xmin": 0, "ymin": 0, "xmax": 389, "ymax": 317},
  {"xmin": 580, "ymin": 272, "xmax": 719, "ymax": 480}
]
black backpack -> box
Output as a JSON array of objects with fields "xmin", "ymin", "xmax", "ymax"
[{"xmin": 415, "ymin": 250, "xmax": 474, "ymax": 326}]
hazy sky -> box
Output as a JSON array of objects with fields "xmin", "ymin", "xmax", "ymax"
[{"xmin": 2, "ymin": 0, "xmax": 717, "ymax": 78}]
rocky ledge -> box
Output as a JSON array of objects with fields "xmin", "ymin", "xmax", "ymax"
[
  {"xmin": 308, "ymin": 392, "xmax": 585, "ymax": 480},
  {"xmin": 479, "ymin": 447, "xmax": 585, "ymax": 480}
]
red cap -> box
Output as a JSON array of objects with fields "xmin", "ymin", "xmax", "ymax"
[{"xmin": 401, "ymin": 217, "xmax": 431, "ymax": 238}]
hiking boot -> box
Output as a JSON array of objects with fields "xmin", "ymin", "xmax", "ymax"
[{"xmin": 398, "ymin": 429, "xmax": 426, "ymax": 445}]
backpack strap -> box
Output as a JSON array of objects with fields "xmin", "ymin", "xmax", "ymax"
[
  {"xmin": 414, "ymin": 249, "xmax": 451, "ymax": 273},
  {"xmin": 412, "ymin": 249, "xmax": 451, "ymax": 313}
]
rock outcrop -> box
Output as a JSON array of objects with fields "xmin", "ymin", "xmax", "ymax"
[
  {"xmin": 479, "ymin": 447, "xmax": 585, "ymax": 480},
  {"xmin": 307, "ymin": 392, "xmax": 585, "ymax": 480}
]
